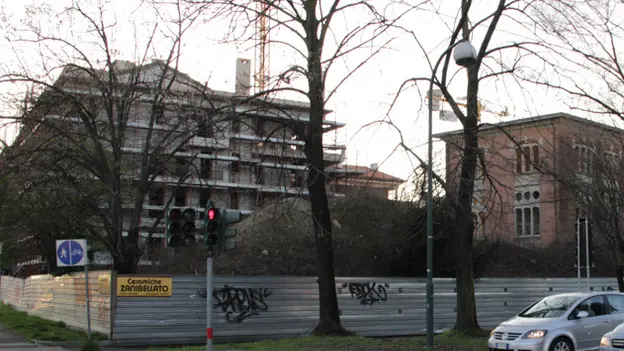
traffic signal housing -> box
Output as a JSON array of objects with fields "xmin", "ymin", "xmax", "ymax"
[
  {"xmin": 202, "ymin": 200, "xmax": 244, "ymax": 251},
  {"xmin": 166, "ymin": 207, "xmax": 199, "ymax": 248},
  {"xmin": 166, "ymin": 207, "xmax": 183, "ymax": 247},
  {"xmin": 222, "ymin": 209, "xmax": 242, "ymax": 250},
  {"xmin": 182, "ymin": 208, "xmax": 197, "ymax": 246},
  {"xmin": 205, "ymin": 201, "xmax": 221, "ymax": 247}
]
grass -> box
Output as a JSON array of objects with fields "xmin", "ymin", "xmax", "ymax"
[
  {"xmin": 0, "ymin": 302, "xmax": 107, "ymax": 342},
  {"xmin": 155, "ymin": 331, "xmax": 488, "ymax": 351}
]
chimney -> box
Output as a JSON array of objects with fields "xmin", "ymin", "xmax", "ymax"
[
  {"xmin": 235, "ymin": 58, "xmax": 251, "ymax": 95},
  {"xmin": 370, "ymin": 163, "xmax": 379, "ymax": 171}
]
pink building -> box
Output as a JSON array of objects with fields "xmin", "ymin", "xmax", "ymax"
[{"xmin": 435, "ymin": 112, "xmax": 624, "ymax": 246}]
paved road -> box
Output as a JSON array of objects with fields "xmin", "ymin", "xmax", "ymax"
[{"xmin": 0, "ymin": 326, "xmax": 67, "ymax": 351}]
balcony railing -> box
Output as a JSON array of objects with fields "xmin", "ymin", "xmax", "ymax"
[
  {"xmin": 253, "ymin": 146, "xmax": 345, "ymax": 163},
  {"xmin": 187, "ymin": 136, "xmax": 229, "ymax": 149}
]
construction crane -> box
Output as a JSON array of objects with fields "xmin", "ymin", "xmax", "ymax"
[
  {"xmin": 254, "ymin": 0, "xmax": 271, "ymax": 93},
  {"xmin": 428, "ymin": 89, "xmax": 509, "ymax": 121}
]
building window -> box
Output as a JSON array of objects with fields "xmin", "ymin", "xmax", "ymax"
[
  {"xmin": 290, "ymin": 170, "xmax": 304, "ymax": 187},
  {"xmin": 201, "ymin": 159, "xmax": 212, "ymax": 179},
  {"xmin": 605, "ymin": 151, "xmax": 620, "ymax": 171},
  {"xmin": 199, "ymin": 188, "xmax": 212, "ymax": 208},
  {"xmin": 515, "ymin": 144, "xmax": 539, "ymax": 174},
  {"xmin": 231, "ymin": 153, "xmax": 240, "ymax": 173},
  {"xmin": 473, "ymin": 212, "xmax": 486, "ymax": 239},
  {"xmin": 229, "ymin": 189, "xmax": 239, "ymax": 209},
  {"xmin": 174, "ymin": 157, "xmax": 187, "ymax": 177},
  {"xmin": 515, "ymin": 206, "xmax": 540, "ymax": 237},
  {"xmin": 255, "ymin": 118, "xmax": 265, "ymax": 136},
  {"xmin": 174, "ymin": 187, "xmax": 186, "ymax": 206},
  {"xmin": 515, "ymin": 186, "xmax": 540, "ymax": 237},
  {"xmin": 574, "ymin": 145, "xmax": 594, "ymax": 175},
  {"xmin": 148, "ymin": 187, "xmax": 165, "ymax": 218},
  {"xmin": 197, "ymin": 120, "xmax": 214, "ymax": 138},
  {"xmin": 148, "ymin": 187, "xmax": 164, "ymax": 206},
  {"xmin": 254, "ymin": 165, "xmax": 264, "ymax": 185},
  {"xmin": 231, "ymin": 118, "xmax": 241, "ymax": 133}
]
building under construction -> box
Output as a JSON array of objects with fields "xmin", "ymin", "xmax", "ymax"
[{"xmin": 3, "ymin": 57, "xmax": 405, "ymax": 271}]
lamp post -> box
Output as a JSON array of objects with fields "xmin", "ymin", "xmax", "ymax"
[{"xmin": 425, "ymin": 39, "xmax": 477, "ymax": 349}]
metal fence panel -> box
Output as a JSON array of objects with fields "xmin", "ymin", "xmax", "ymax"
[
  {"xmin": 111, "ymin": 276, "xmax": 621, "ymax": 346},
  {"xmin": 0, "ymin": 276, "xmax": 26, "ymax": 311},
  {"xmin": 1, "ymin": 273, "xmax": 620, "ymax": 346},
  {"xmin": 0, "ymin": 271, "xmax": 112, "ymax": 336}
]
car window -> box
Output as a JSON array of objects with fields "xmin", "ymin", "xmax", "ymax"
[
  {"xmin": 519, "ymin": 295, "xmax": 580, "ymax": 318},
  {"xmin": 607, "ymin": 295, "xmax": 624, "ymax": 314},
  {"xmin": 573, "ymin": 296, "xmax": 606, "ymax": 318}
]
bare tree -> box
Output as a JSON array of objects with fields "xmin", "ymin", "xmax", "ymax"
[
  {"xmin": 528, "ymin": 124, "xmax": 624, "ymax": 290},
  {"xmin": 185, "ymin": 0, "xmax": 407, "ymax": 334},
  {"xmin": 364, "ymin": 0, "xmax": 542, "ymax": 332},
  {"xmin": 523, "ymin": 0, "xmax": 624, "ymax": 121},
  {"xmin": 508, "ymin": 0, "xmax": 624, "ymax": 290},
  {"xmin": 0, "ymin": 0, "xmax": 240, "ymax": 273}
]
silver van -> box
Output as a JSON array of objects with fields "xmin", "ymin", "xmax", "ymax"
[{"xmin": 488, "ymin": 292, "xmax": 624, "ymax": 351}]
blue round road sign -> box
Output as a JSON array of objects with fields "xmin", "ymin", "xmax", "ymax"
[{"xmin": 57, "ymin": 240, "xmax": 85, "ymax": 266}]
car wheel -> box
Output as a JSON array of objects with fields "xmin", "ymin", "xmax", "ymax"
[{"xmin": 549, "ymin": 337, "xmax": 573, "ymax": 351}]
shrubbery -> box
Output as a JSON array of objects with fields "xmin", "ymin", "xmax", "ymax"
[{"xmin": 142, "ymin": 193, "xmax": 612, "ymax": 278}]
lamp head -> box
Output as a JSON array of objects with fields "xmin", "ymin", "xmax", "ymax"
[{"xmin": 453, "ymin": 40, "xmax": 477, "ymax": 67}]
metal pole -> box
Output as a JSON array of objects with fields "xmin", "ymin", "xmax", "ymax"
[
  {"xmin": 585, "ymin": 220, "xmax": 590, "ymax": 291},
  {"xmin": 206, "ymin": 250, "xmax": 213, "ymax": 351},
  {"xmin": 422, "ymin": 40, "xmax": 470, "ymax": 349},
  {"xmin": 84, "ymin": 264, "xmax": 92, "ymax": 337},
  {"xmin": 425, "ymin": 78, "xmax": 435, "ymax": 350},
  {"xmin": 576, "ymin": 217, "xmax": 581, "ymax": 292}
]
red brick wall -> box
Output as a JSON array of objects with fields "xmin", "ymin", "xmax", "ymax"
[{"xmin": 441, "ymin": 116, "xmax": 619, "ymax": 246}]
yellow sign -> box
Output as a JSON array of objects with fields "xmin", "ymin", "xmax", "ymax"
[{"xmin": 116, "ymin": 277, "xmax": 172, "ymax": 297}]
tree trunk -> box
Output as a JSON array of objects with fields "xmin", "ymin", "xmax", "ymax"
[
  {"xmin": 305, "ymin": 88, "xmax": 348, "ymax": 336},
  {"xmin": 617, "ymin": 265, "xmax": 624, "ymax": 292},
  {"xmin": 301, "ymin": 0, "xmax": 349, "ymax": 336},
  {"xmin": 454, "ymin": 63, "xmax": 480, "ymax": 333},
  {"xmin": 303, "ymin": 18, "xmax": 348, "ymax": 335},
  {"xmin": 114, "ymin": 227, "xmax": 140, "ymax": 274}
]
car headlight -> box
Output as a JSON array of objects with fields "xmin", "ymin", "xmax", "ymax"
[
  {"xmin": 600, "ymin": 335, "xmax": 611, "ymax": 347},
  {"xmin": 490, "ymin": 330, "xmax": 496, "ymax": 338},
  {"xmin": 525, "ymin": 330, "xmax": 548, "ymax": 339}
]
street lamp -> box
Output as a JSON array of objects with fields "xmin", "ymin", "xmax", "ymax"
[{"xmin": 425, "ymin": 39, "xmax": 477, "ymax": 349}]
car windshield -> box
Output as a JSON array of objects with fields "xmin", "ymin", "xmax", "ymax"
[{"xmin": 518, "ymin": 295, "xmax": 581, "ymax": 318}]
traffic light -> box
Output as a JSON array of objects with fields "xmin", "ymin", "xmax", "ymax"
[
  {"xmin": 182, "ymin": 208, "xmax": 197, "ymax": 246},
  {"xmin": 222, "ymin": 209, "xmax": 242, "ymax": 250},
  {"xmin": 166, "ymin": 207, "xmax": 183, "ymax": 247},
  {"xmin": 205, "ymin": 200, "xmax": 221, "ymax": 247}
]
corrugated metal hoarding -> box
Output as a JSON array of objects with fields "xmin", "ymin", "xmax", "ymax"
[{"xmin": 0, "ymin": 272, "xmax": 619, "ymax": 345}]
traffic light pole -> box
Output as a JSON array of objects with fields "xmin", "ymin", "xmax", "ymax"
[{"xmin": 206, "ymin": 248, "xmax": 213, "ymax": 351}]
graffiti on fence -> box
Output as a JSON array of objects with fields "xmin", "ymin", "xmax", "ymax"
[
  {"xmin": 196, "ymin": 285, "xmax": 272, "ymax": 323},
  {"xmin": 603, "ymin": 286, "xmax": 615, "ymax": 291},
  {"xmin": 342, "ymin": 282, "xmax": 390, "ymax": 306}
]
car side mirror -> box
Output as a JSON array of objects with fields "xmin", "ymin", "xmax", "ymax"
[{"xmin": 576, "ymin": 311, "xmax": 590, "ymax": 319}]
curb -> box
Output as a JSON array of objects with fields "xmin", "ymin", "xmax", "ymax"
[{"xmin": 32, "ymin": 340, "xmax": 114, "ymax": 348}]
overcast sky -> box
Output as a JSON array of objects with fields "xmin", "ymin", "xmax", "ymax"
[{"xmin": 1, "ymin": 0, "xmax": 620, "ymax": 190}]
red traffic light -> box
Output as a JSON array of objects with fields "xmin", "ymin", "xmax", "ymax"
[{"xmin": 207, "ymin": 208, "xmax": 218, "ymax": 220}]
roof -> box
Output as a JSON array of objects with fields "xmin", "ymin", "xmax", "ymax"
[
  {"xmin": 54, "ymin": 60, "xmax": 344, "ymax": 122},
  {"xmin": 327, "ymin": 164, "xmax": 405, "ymax": 183},
  {"xmin": 432, "ymin": 112, "xmax": 624, "ymax": 139}
]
